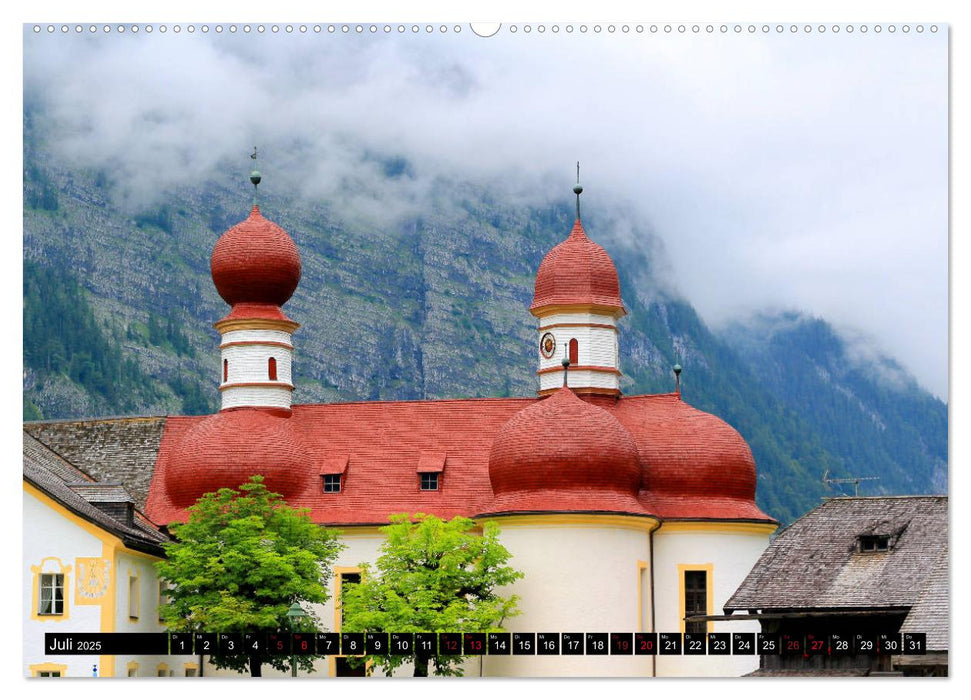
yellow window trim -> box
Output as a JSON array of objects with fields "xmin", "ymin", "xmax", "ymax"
[
  {"xmin": 30, "ymin": 557, "xmax": 71, "ymax": 622},
  {"xmin": 678, "ymin": 563, "xmax": 714, "ymax": 634},
  {"xmin": 330, "ymin": 567, "xmax": 373, "ymax": 677},
  {"xmin": 127, "ymin": 661, "xmax": 139, "ymax": 677},
  {"xmin": 333, "ymin": 566, "xmax": 362, "ymax": 632},
  {"xmin": 183, "ymin": 662, "xmax": 199, "ymax": 676},
  {"xmin": 30, "ymin": 662, "xmax": 68, "ymax": 677},
  {"xmin": 636, "ymin": 560, "xmax": 649, "ymax": 633}
]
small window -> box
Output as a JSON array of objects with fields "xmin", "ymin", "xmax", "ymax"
[
  {"xmin": 420, "ymin": 473, "xmax": 439, "ymax": 491},
  {"xmin": 128, "ymin": 668, "xmax": 138, "ymax": 677},
  {"xmin": 323, "ymin": 474, "xmax": 342, "ymax": 493},
  {"xmin": 185, "ymin": 667, "xmax": 198, "ymax": 677},
  {"xmin": 223, "ymin": 359, "xmax": 228, "ymax": 382},
  {"xmin": 38, "ymin": 671, "xmax": 61, "ymax": 677},
  {"xmin": 859, "ymin": 535, "xmax": 891, "ymax": 552},
  {"xmin": 38, "ymin": 573, "xmax": 64, "ymax": 616},
  {"xmin": 683, "ymin": 570, "xmax": 708, "ymax": 635},
  {"xmin": 268, "ymin": 357, "xmax": 277, "ymax": 381},
  {"xmin": 129, "ymin": 576, "xmax": 140, "ymax": 620},
  {"xmin": 569, "ymin": 338, "xmax": 579, "ymax": 366}
]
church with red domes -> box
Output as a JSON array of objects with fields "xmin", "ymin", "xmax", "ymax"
[{"xmin": 27, "ymin": 171, "xmax": 777, "ymax": 678}]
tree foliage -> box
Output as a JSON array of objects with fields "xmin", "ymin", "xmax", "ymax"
[
  {"xmin": 156, "ymin": 476, "xmax": 343, "ymax": 676},
  {"xmin": 340, "ymin": 513, "xmax": 524, "ymax": 677}
]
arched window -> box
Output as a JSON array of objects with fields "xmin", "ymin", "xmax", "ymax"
[
  {"xmin": 268, "ymin": 357, "xmax": 277, "ymax": 381},
  {"xmin": 569, "ymin": 338, "xmax": 579, "ymax": 366},
  {"xmin": 223, "ymin": 359, "xmax": 228, "ymax": 382}
]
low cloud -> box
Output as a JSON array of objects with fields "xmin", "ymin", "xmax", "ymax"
[{"xmin": 23, "ymin": 28, "xmax": 948, "ymax": 399}]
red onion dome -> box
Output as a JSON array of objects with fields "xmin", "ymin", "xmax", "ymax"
[
  {"xmin": 531, "ymin": 220, "xmax": 624, "ymax": 313},
  {"xmin": 164, "ymin": 409, "xmax": 315, "ymax": 508},
  {"xmin": 638, "ymin": 400, "xmax": 757, "ymax": 501},
  {"xmin": 211, "ymin": 205, "xmax": 302, "ymax": 307},
  {"xmin": 487, "ymin": 387, "xmax": 643, "ymax": 513}
]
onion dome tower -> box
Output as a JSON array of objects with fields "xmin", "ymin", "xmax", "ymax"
[
  {"xmin": 531, "ymin": 165, "xmax": 626, "ymax": 396},
  {"xmin": 162, "ymin": 151, "xmax": 315, "ymax": 510},
  {"xmin": 209, "ymin": 151, "xmax": 301, "ymax": 412},
  {"xmin": 487, "ymin": 386, "xmax": 643, "ymax": 514}
]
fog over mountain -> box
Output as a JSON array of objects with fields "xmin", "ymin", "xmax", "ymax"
[{"xmin": 23, "ymin": 25, "xmax": 947, "ymax": 398}]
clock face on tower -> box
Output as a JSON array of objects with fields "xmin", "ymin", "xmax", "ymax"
[{"xmin": 540, "ymin": 332, "xmax": 557, "ymax": 359}]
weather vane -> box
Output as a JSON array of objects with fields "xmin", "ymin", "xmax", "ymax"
[
  {"xmin": 574, "ymin": 161, "xmax": 583, "ymax": 220},
  {"xmin": 250, "ymin": 147, "xmax": 262, "ymax": 205}
]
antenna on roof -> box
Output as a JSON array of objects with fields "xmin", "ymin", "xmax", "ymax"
[
  {"xmin": 673, "ymin": 363, "xmax": 682, "ymax": 397},
  {"xmin": 822, "ymin": 470, "xmax": 880, "ymax": 497},
  {"xmin": 250, "ymin": 147, "xmax": 262, "ymax": 206},
  {"xmin": 573, "ymin": 161, "xmax": 583, "ymax": 221},
  {"xmin": 562, "ymin": 345, "xmax": 571, "ymax": 387}
]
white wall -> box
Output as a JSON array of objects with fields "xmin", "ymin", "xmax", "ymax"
[
  {"xmin": 652, "ymin": 528, "xmax": 770, "ymax": 677},
  {"xmin": 537, "ymin": 312, "xmax": 619, "ymax": 393},
  {"xmin": 483, "ymin": 520, "xmax": 653, "ymax": 677}
]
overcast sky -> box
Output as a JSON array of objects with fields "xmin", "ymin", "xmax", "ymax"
[{"xmin": 22, "ymin": 24, "xmax": 948, "ymax": 399}]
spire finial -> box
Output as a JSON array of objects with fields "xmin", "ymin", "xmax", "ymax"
[
  {"xmin": 673, "ymin": 363, "xmax": 682, "ymax": 397},
  {"xmin": 562, "ymin": 345, "xmax": 571, "ymax": 387},
  {"xmin": 573, "ymin": 161, "xmax": 583, "ymax": 220},
  {"xmin": 250, "ymin": 147, "xmax": 262, "ymax": 205}
]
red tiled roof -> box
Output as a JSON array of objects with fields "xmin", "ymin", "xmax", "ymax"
[
  {"xmin": 159, "ymin": 408, "xmax": 318, "ymax": 510},
  {"xmin": 611, "ymin": 394, "xmax": 758, "ymax": 502},
  {"xmin": 211, "ymin": 205, "xmax": 302, "ymax": 307},
  {"xmin": 530, "ymin": 219, "xmax": 625, "ymax": 313},
  {"xmin": 487, "ymin": 387, "xmax": 643, "ymax": 514},
  {"xmin": 146, "ymin": 393, "xmax": 774, "ymax": 526},
  {"xmin": 217, "ymin": 302, "xmax": 294, "ymax": 323}
]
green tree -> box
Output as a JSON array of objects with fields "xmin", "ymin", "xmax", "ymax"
[
  {"xmin": 156, "ymin": 476, "xmax": 343, "ymax": 677},
  {"xmin": 340, "ymin": 513, "xmax": 524, "ymax": 677}
]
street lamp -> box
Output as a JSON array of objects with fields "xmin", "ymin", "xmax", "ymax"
[{"xmin": 286, "ymin": 602, "xmax": 308, "ymax": 677}]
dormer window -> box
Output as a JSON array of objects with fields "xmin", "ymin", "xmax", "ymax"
[
  {"xmin": 858, "ymin": 535, "xmax": 891, "ymax": 552},
  {"xmin": 320, "ymin": 455, "xmax": 348, "ymax": 494},
  {"xmin": 417, "ymin": 451, "xmax": 445, "ymax": 492}
]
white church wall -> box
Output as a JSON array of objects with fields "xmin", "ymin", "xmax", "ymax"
[
  {"xmin": 221, "ymin": 386, "xmax": 293, "ymax": 410},
  {"xmin": 482, "ymin": 517, "xmax": 654, "ymax": 677},
  {"xmin": 652, "ymin": 526, "xmax": 771, "ymax": 677}
]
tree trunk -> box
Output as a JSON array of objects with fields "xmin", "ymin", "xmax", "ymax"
[
  {"xmin": 249, "ymin": 653, "xmax": 262, "ymax": 677},
  {"xmin": 414, "ymin": 654, "xmax": 429, "ymax": 677}
]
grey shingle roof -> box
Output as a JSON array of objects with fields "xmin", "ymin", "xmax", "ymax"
[
  {"xmin": 24, "ymin": 432, "xmax": 169, "ymax": 554},
  {"xmin": 67, "ymin": 483, "xmax": 135, "ymax": 503},
  {"xmin": 746, "ymin": 668, "xmax": 871, "ymax": 677},
  {"xmin": 726, "ymin": 496, "xmax": 947, "ymax": 611},
  {"xmin": 900, "ymin": 543, "xmax": 949, "ymax": 651},
  {"xmin": 24, "ymin": 417, "xmax": 167, "ymax": 510},
  {"xmin": 22, "ymin": 430, "xmax": 94, "ymax": 484}
]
